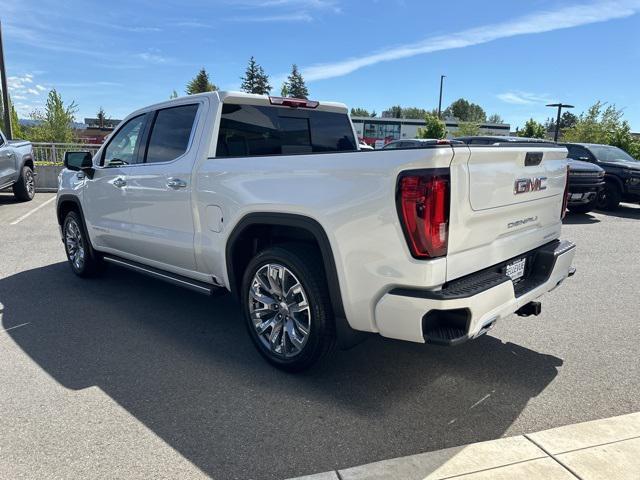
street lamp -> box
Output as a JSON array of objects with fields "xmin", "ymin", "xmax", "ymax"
[
  {"xmin": 437, "ymin": 75, "xmax": 446, "ymax": 119},
  {"xmin": 546, "ymin": 103, "xmax": 574, "ymax": 142}
]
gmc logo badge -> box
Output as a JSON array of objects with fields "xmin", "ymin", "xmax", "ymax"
[{"xmin": 514, "ymin": 177, "xmax": 547, "ymax": 195}]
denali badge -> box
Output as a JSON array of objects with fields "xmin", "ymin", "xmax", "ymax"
[
  {"xmin": 508, "ymin": 216, "xmax": 538, "ymax": 229},
  {"xmin": 514, "ymin": 177, "xmax": 547, "ymax": 194}
]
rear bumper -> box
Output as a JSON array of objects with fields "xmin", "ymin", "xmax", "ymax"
[{"xmin": 374, "ymin": 240, "xmax": 576, "ymax": 344}]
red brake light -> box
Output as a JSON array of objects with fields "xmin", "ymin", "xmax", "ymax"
[
  {"xmin": 397, "ymin": 170, "xmax": 450, "ymax": 258},
  {"xmin": 269, "ymin": 96, "xmax": 319, "ymax": 109},
  {"xmin": 562, "ymin": 165, "xmax": 570, "ymax": 219}
]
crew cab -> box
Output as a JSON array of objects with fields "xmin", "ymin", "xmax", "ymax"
[
  {"xmin": 0, "ymin": 129, "xmax": 35, "ymax": 201},
  {"xmin": 56, "ymin": 92, "xmax": 576, "ymax": 371},
  {"xmin": 562, "ymin": 142, "xmax": 640, "ymax": 210},
  {"xmin": 454, "ymin": 136, "xmax": 605, "ymax": 214}
]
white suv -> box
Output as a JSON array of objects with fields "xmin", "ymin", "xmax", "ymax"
[{"xmin": 57, "ymin": 92, "xmax": 576, "ymax": 371}]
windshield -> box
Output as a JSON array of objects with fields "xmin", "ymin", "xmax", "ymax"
[{"xmin": 589, "ymin": 145, "xmax": 638, "ymax": 163}]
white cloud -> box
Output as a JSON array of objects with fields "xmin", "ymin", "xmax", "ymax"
[
  {"xmin": 228, "ymin": 12, "xmax": 314, "ymax": 22},
  {"xmin": 136, "ymin": 51, "xmax": 169, "ymax": 64},
  {"xmin": 299, "ymin": 0, "xmax": 640, "ymax": 81},
  {"xmin": 497, "ymin": 91, "xmax": 554, "ymax": 105}
]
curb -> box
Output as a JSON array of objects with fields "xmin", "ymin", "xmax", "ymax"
[{"xmin": 287, "ymin": 412, "xmax": 640, "ymax": 480}]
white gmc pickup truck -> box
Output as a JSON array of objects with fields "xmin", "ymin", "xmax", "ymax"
[{"xmin": 56, "ymin": 92, "xmax": 576, "ymax": 371}]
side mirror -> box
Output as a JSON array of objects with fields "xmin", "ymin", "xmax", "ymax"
[{"xmin": 64, "ymin": 151, "xmax": 94, "ymax": 178}]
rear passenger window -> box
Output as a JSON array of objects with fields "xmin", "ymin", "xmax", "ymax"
[
  {"xmin": 216, "ymin": 104, "xmax": 356, "ymax": 157},
  {"xmin": 146, "ymin": 104, "xmax": 199, "ymax": 163}
]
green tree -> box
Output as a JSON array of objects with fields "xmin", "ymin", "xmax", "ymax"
[
  {"xmin": 10, "ymin": 103, "xmax": 23, "ymax": 139},
  {"xmin": 518, "ymin": 118, "xmax": 546, "ymax": 138},
  {"xmin": 382, "ymin": 105, "xmax": 403, "ymax": 118},
  {"xmin": 350, "ymin": 107, "xmax": 370, "ymax": 117},
  {"xmin": 29, "ymin": 89, "xmax": 78, "ymax": 143},
  {"xmin": 545, "ymin": 111, "xmax": 577, "ymax": 135},
  {"xmin": 402, "ymin": 107, "xmax": 429, "ymax": 119},
  {"xmin": 284, "ymin": 64, "xmax": 309, "ymax": 99},
  {"xmin": 417, "ymin": 112, "xmax": 447, "ymax": 139},
  {"xmin": 186, "ymin": 68, "xmax": 217, "ymax": 95},
  {"xmin": 443, "ymin": 98, "xmax": 486, "ymax": 122},
  {"xmin": 280, "ymin": 82, "xmax": 289, "ymax": 97},
  {"xmin": 487, "ymin": 113, "xmax": 503, "ymax": 124},
  {"xmin": 456, "ymin": 121, "xmax": 481, "ymax": 136},
  {"xmin": 169, "ymin": 90, "xmax": 179, "ymax": 99},
  {"xmin": 370, "ymin": 110, "xmax": 377, "ymax": 118},
  {"xmin": 240, "ymin": 56, "xmax": 271, "ymax": 95},
  {"xmin": 563, "ymin": 102, "xmax": 640, "ymax": 158}
]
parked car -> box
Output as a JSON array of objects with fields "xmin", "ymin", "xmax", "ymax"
[
  {"xmin": 561, "ymin": 143, "xmax": 640, "ymax": 210},
  {"xmin": 0, "ymin": 129, "xmax": 35, "ymax": 201},
  {"xmin": 56, "ymin": 92, "xmax": 576, "ymax": 371},
  {"xmin": 454, "ymin": 136, "xmax": 605, "ymax": 214}
]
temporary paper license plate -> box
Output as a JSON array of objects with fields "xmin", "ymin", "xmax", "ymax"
[{"xmin": 505, "ymin": 257, "xmax": 526, "ymax": 281}]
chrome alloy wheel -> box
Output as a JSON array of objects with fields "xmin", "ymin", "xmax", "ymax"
[
  {"xmin": 65, "ymin": 219, "xmax": 85, "ymax": 271},
  {"xmin": 25, "ymin": 169, "xmax": 35, "ymax": 197},
  {"xmin": 248, "ymin": 263, "xmax": 311, "ymax": 358}
]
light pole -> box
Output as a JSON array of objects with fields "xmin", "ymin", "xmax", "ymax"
[
  {"xmin": 437, "ymin": 75, "xmax": 446, "ymax": 119},
  {"xmin": 546, "ymin": 103, "xmax": 574, "ymax": 142},
  {"xmin": 0, "ymin": 21, "xmax": 12, "ymax": 139}
]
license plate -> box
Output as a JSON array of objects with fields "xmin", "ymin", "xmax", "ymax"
[
  {"xmin": 570, "ymin": 193, "xmax": 584, "ymax": 200},
  {"xmin": 505, "ymin": 258, "xmax": 526, "ymax": 281}
]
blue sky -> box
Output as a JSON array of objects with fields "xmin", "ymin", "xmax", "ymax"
[{"xmin": 3, "ymin": 0, "xmax": 640, "ymax": 130}]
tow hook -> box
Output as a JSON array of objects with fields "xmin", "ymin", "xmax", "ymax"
[{"xmin": 516, "ymin": 301, "xmax": 542, "ymax": 317}]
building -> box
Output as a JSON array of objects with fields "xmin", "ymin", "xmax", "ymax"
[
  {"xmin": 351, "ymin": 116, "xmax": 511, "ymax": 147},
  {"xmin": 75, "ymin": 117, "xmax": 123, "ymax": 144}
]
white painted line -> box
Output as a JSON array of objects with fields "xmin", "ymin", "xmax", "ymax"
[
  {"xmin": 470, "ymin": 393, "xmax": 491, "ymax": 409},
  {"xmin": 9, "ymin": 196, "xmax": 56, "ymax": 225},
  {"xmin": 0, "ymin": 322, "xmax": 30, "ymax": 333}
]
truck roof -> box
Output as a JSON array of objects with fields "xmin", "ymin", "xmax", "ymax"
[{"xmin": 129, "ymin": 91, "xmax": 349, "ymax": 119}]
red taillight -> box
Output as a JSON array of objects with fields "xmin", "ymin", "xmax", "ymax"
[
  {"xmin": 561, "ymin": 165, "xmax": 570, "ymax": 219},
  {"xmin": 269, "ymin": 96, "xmax": 319, "ymax": 108},
  {"xmin": 397, "ymin": 170, "xmax": 450, "ymax": 258}
]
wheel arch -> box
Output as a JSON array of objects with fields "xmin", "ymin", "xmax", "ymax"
[
  {"xmin": 226, "ymin": 213, "xmax": 364, "ymax": 348},
  {"xmin": 604, "ymin": 174, "xmax": 624, "ymax": 193},
  {"xmin": 56, "ymin": 194, "xmax": 84, "ymax": 226}
]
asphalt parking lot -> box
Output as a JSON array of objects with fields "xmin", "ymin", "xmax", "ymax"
[{"xmin": 1, "ymin": 192, "xmax": 639, "ymax": 480}]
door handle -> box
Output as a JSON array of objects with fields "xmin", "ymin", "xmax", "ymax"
[
  {"xmin": 166, "ymin": 177, "xmax": 187, "ymax": 189},
  {"xmin": 113, "ymin": 177, "xmax": 127, "ymax": 188}
]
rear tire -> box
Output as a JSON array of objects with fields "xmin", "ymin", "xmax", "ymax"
[
  {"xmin": 241, "ymin": 245, "xmax": 336, "ymax": 372},
  {"xmin": 595, "ymin": 182, "xmax": 621, "ymax": 210},
  {"xmin": 12, "ymin": 166, "xmax": 35, "ymax": 201},
  {"xmin": 62, "ymin": 211, "xmax": 105, "ymax": 277}
]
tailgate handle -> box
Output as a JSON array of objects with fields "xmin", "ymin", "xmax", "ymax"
[{"xmin": 525, "ymin": 152, "xmax": 543, "ymax": 166}]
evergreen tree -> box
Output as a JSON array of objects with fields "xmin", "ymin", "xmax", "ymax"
[
  {"xmin": 285, "ymin": 64, "xmax": 309, "ymax": 99},
  {"xmin": 280, "ymin": 82, "xmax": 289, "ymax": 97},
  {"xmin": 240, "ymin": 56, "xmax": 271, "ymax": 95},
  {"xmin": 169, "ymin": 90, "xmax": 179, "ymax": 99},
  {"xmin": 350, "ymin": 107, "xmax": 370, "ymax": 117},
  {"xmin": 186, "ymin": 68, "xmax": 217, "ymax": 95},
  {"xmin": 10, "ymin": 102, "xmax": 23, "ymax": 139},
  {"xmin": 96, "ymin": 106, "xmax": 109, "ymax": 129}
]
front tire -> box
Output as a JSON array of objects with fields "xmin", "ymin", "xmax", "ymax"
[
  {"xmin": 63, "ymin": 211, "xmax": 105, "ymax": 277},
  {"xmin": 241, "ymin": 245, "xmax": 336, "ymax": 372},
  {"xmin": 12, "ymin": 166, "xmax": 35, "ymax": 201},
  {"xmin": 596, "ymin": 182, "xmax": 621, "ymax": 210}
]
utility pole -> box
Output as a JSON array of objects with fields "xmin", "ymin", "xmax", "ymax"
[
  {"xmin": 0, "ymin": 21, "xmax": 12, "ymax": 139},
  {"xmin": 437, "ymin": 75, "xmax": 446, "ymax": 119},
  {"xmin": 546, "ymin": 103, "xmax": 574, "ymax": 142}
]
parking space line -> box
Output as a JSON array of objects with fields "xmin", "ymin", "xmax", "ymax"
[
  {"xmin": 9, "ymin": 197, "xmax": 56, "ymax": 225},
  {"xmin": 0, "ymin": 322, "xmax": 30, "ymax": 333}
]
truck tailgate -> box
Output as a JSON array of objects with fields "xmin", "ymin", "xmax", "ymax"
[{"xmin": 446, "ymin": 145, "xmax": 568, "ymax": 281}]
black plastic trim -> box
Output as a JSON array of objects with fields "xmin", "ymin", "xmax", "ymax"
[
  {"xmin": 226, "ymin": 212, "xmax": 364, "ymax": 349},
  {"xmin": 389, "ymin": 239, "xmax": 575, "ymax": 301}
]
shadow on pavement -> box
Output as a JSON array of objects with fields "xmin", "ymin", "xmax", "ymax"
[
  {"xmin": 0, "ymin": 263, "xmax": 563, "ymax": 480},
  {"xmin": 594, "ymin": 203, "xmax": 640, "ymax": 220},
  {"xmin": 563, "ymin": 212, "xmax": 600, "ymax": 225}
]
